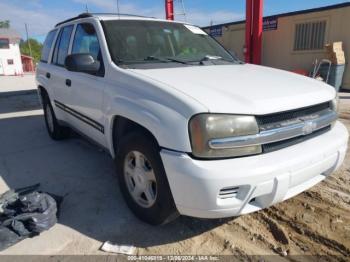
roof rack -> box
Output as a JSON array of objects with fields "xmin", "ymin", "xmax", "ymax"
[
  {"xmin": 55, "ymin": 13, "xmax": 92, "ymax": 27},
  {"xmin": 90, "ymin": 13, "xmax": 155, "ymax": 19},
  {"xmin": 55, "ymin": 12, "xmax": 155, "ymax": 27}
]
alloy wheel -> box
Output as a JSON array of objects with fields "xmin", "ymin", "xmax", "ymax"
[{"xmin": 123, "ymin": 151, "xmax": 157, "ymax": 208}]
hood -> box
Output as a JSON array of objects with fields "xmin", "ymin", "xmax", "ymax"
[{"xmin": 131, "ymin": 64, "xmax": 335, "ymax": 115}]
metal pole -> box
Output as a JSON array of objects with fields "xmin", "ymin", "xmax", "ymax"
[
  {"xmin": 165, "ymin": 0, "xmax": 174, "ymax": 20},
  {"xmin": 245, "ymin": 0, "xmax": 263, "ymax": 65},
  {"xmin": 245, "ymin": 0, "xmax": 253, "ymax": 63},
  {"xmin": 25, "ymin": 23, "xmax": 33, "ymax": 59},
  {"xmin": 179, "ymin": 0, "xmax": 187, "ymax": 21},
  {"xmin": 252, "ymin": 0, "xmax": 263, "ymax": 65},
  {"xmin": 116, "ymin": 0, "xmax": 120, "ymax": 14}
]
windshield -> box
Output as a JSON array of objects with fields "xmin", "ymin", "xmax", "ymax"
[{"xmin": 102, "ymin": 20, "xmax": 238, "ymax": 67}]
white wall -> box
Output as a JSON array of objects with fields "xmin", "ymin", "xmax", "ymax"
[{"xmin": 0, "ymin": 38, "xmax": 23, "ymax": 75}]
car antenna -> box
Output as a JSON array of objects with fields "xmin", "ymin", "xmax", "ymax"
[{"xmin": 116, "ymin": 0, "xmax": 120, "ymax": 19}]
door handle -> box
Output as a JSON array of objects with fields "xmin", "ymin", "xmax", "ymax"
[
  {"xmin": 46, "ymin": 72, "xmax": 51, "ymax": 79},
  {"xmin": 65, "ymin": 79, "xmax": 71, "ymax": 87}
]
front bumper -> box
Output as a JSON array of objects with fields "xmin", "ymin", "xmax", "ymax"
[{"xmin": 160, "ymin": 121, "xmax": 348, "ymax": 219}]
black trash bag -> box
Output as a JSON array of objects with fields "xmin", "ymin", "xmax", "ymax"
[
  {"xmin": 0, "ymin": 226, "xmax": 24, "ymax": 251},
  {"xmin": 0, "ymin": 184, "xmax": 58, "ymax": 251}
]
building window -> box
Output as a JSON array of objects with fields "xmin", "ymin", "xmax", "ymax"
[
  {"xmin": 294, "ymin": 21, "xmax": 326, "ymax": 51},
  {"xmin": 7, "ymin": 59, "xmax": 14, "ymax": 65},
  {"xmin": 0, "ymin": 38, "xmax": 10, "ymax": 49}
]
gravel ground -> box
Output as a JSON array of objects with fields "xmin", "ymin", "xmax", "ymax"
[{"xmin": 0, "ymin": 91, "xmax": 349, "ymax": 260}]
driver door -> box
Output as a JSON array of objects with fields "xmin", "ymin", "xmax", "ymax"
[{"xmin": 64, "ymin": 22, "xmax": 107, "ymax": 147}]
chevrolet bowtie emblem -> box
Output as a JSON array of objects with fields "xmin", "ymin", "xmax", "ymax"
[{"xmin": 302, "ymin": 120, "xmax": 317, "ymax": 135}]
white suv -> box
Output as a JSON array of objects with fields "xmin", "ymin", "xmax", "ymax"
[{"xmin": 36, "ymin": 13, "xmax": 348, "ymax": 225}]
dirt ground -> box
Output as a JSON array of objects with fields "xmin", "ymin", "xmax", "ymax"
[
  {"xmin": 138, "ymin": 94, "xmax": 350, "ymax": 260},
  {"xmin": 0, "ymin": 90, "xmax": 349, "ymax": 260},
  {"xmin": 136, "ymin": 94, "xmax": 350, "ymax": 260}
]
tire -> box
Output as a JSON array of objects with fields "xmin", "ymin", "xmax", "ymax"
[
  {"xmin": 42, "ymin": 93, "xmax": 70, "ymax": 140},
  {"xmin": 116, "ymin": 131, "xmax": 179, "ymax": 225}
]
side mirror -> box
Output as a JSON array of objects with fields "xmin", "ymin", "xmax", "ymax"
[{"xmin": 64, "ymin": 54, "xmax": 100, "ymax": 74}]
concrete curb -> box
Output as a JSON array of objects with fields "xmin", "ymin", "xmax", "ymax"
[{"xmin": 0, "ymin": 89, "xmax": 37, "ymax": 98}]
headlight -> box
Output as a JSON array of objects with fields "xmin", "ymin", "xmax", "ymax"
[
  {"xmin": 189, "ymin": 114, "xmax": 262, "ymax": 158},
  {"xmin": 330, "ymin": 96, "xmax": 339, "ymax": 128},
  {"xmin": 331, "ymin": 96, "xmax": 339, "ymax": 113}
]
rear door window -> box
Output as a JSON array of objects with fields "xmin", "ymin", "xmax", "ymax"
[
  {"xmin": 52, "ymin": 25, "xmax": 74, "ymax": 66},
  {"xmin": 41, "ymin": 29, "xmax": 57, "ymax": 63}
]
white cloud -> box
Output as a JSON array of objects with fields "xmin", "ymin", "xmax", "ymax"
[
  {"xmin": 185, "ymin": 10, "xmax": 243, "ymax": 26},
  {"xmin": 73, "ymin": 0, "xmax": 165, "ymax": 18},
  {"xmin": 0, "ymin": 2, "xmax": 75, "ymax": 39},
  {"xmin": 73, "ymin": 0, "xmax": 116, "ymax": 10},
  {"xmin": 0, "ymin": 0, "xmax": 243, "ymax": 41},
  {"xmin": 73, "ymin": 0, "xmax": 243, "ymax": 26}
]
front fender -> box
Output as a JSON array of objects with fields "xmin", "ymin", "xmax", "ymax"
[{"xmin": 105, "ymin": 96, "xmax": 193, "ymax": 157}]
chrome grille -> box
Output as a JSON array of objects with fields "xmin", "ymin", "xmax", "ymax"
[
  {"xmin": 257, "ymin": 102, "xmax": 333, "ymax": 153},
  {"xmin": 263, "ymin": 126, "xmax": 331, "ymax": 153},
  {"xmin": 208, "ymin": 101, "xmax": 336, "ymax": 155},
  {"xmin": 256, "ymin": 102, "xmax": 331, "ymax": 127}
]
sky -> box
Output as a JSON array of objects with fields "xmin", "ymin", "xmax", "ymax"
[{"xmin": 0, "ymin": 0, "xmax": 348, "ymax": 42}]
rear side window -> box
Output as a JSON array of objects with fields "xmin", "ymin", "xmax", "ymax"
[
  {"xmin": 72, "ymin": 23, "xmax": 101, "ymax": 62},
  {"xmin": 41, "ymin": 30, "xmax": 57, "ymax": 63},
  {"xmin": 52, "ymin": 25, "xmax": 74, "ymax": 66}
]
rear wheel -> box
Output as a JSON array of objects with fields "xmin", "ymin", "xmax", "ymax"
[
  {"xmin": 116, "ymin": 131, "xmax": 179, "ymax": 225},
  {"xmin": 42, "ymin": 94, "xmax": 70, "ymax": 140}
]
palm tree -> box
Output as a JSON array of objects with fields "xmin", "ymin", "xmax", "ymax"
[{"xmin": 0, "ymin": 20, "xmax": 10, "ymax": 29}]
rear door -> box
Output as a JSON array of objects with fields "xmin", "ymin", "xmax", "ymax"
[
  {"xmin": 49, "ymin": 24, "xmax": 74, "ymax": 122},
  {"xmin": 64, "ymin": 22, "xmax": 106, "ymax": 147},
  {"xmin": 36, "ymin": 29, "xmax": 58, "ymax": 101}
]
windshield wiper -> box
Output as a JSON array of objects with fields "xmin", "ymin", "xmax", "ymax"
[
  {"xmin": 165, "ymin": 57, "xmax": 189, "ymax": 64},
  {"xmin": 196, "ymin": 55, "xmax": 242, "ymax": 65},
  {"xmin": 145, "ymin": 56, "xmax": 190, "ymax": 65},
  {"xmin": 144, "ymin": 56, "xmax": 169, "ymax": 63},
  {"xmin": 198, "ymin": 55, "xmax": 226, "ymax": 64}
]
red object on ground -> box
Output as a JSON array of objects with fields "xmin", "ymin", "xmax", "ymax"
[
  {"xmin": 21, "ymin": 55, "xmax": 35, "ymax": 72},
  {"xmin": 245, "ymin": 0, "xmax": 263, "ymax": 65},
  {"xmin": 165, "ymin": 0, "xmax": 174, "ymax": 20}
]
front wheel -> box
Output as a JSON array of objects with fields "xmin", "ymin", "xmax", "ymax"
[{"xmin": 116, "ymin": 131, "xmax": 179, "ymax": 225}]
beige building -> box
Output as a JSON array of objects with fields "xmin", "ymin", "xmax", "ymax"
[{"xmin": 203, "ymin": 3, "xmax": 350, "ymax": 89}]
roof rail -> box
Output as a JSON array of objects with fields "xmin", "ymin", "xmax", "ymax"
[
  {"xmin": 55, "ymin": 13, "xmax": 92, "ymax": 27},
  {"xmin": 90, "ymin": 13, "xmax": 155, "ymax": 19},
  {"xmin": 55, "ymin": 12, "xmax": 155, "ymax": 27}
]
